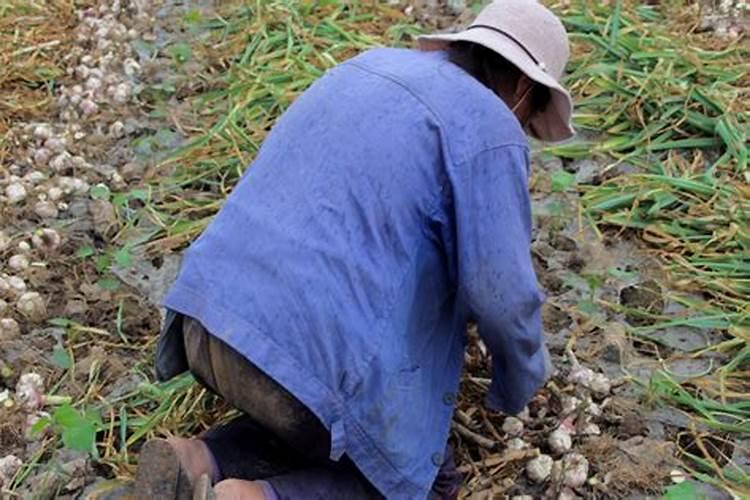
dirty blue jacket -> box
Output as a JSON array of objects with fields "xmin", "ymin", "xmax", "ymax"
[{"xmin": 163, "ymin": 48, "xmax": 546, "ymax": 499}]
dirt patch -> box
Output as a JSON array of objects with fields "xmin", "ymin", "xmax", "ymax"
[
  {"xmin": 0, "ymin": 412, "xmax": 26, "ymax": 457},
  {"xmin": 619, "ymin": 279, "xmax": 665, "ymax": 326},
  {"xmin": 541, "ymin": 303, "xmax": 572, "ymax": 333},
  {"xmin": 580, "ymin": 434, "xmax": 676, "ymax": 495}
]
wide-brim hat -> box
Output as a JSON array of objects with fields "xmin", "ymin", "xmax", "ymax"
[{"xmin": 417, "ymin": 0, "xmax": 575, "ymax": 142}]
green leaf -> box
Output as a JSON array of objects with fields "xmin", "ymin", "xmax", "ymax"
[
  {"xmin": 90, "ymin": 184, "xmax": 111, "ymax": 201},
  {"xmin": 54, "ymin": 404, "xmax": 83, "ymax": 427},
  {"xmin": 48, "ymin": 317, "xmax": 73, "ymax": 328},
  {"xmin": 34, "ymin": 66, "xmax": 63, "ymax": 81},
  {"xmin": 583, "ymin": 273, "xmax": 605, "ymax": 292},
  {"xmin": 51, "ymin": 347, "xmax": 72, "ymax": 370},
  {"xmin": 576, "ymin": 299, "xmax": 600, "ymax": 316},
  {"xmin": 96, "ymin": 278, "xmax": 121, "ymax": 291},
  {"xmin": 76, "ymin": 246, "xmax": 95, "ymax": 259},
  {"xmin": 95, "ymin": 254, "xmax": 111, "ymax": 272},
  {"xmin": 663, "ymin": 481, "xmax": 699, "ymax": 500},
  {"xmin": 53, "ymin": 404, "xmax": 100, "ymax": 453},
  {"xmin": 61, "ymin": 421, "xmax": 96, "ymax": 452},
  {"xmin": 183, "ymin": 8, "xmax": 203, "ymax": 25},
  {"xmin": 113, "ymin": 247, "xmax": 132, "ymax": 268},
  {"xmin": 551, "ymin": 170, "xmax": 577, "ymax": 192},
  {"xmin": 132, "ymin": 136, "xmax": 155, "ymax": 157},
  {"xmin": 112, "ymin": 193, "xmax": 129, "ymax": 208},
  {"xmin": 129, "ymin": 189, "xmax": 149, "ymax": 202},
  {"xmin": 168, "ymin": 43, "xmax": 192, "ymax": 64}
]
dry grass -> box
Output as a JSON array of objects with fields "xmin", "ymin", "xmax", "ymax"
[{"xmin": 0, "ymin": 1, "xmax": 78, "ymax": 164}]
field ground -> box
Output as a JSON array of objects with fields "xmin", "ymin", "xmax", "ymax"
[{"xmin": 0, "ymin": 1, "xmax": 748, "ymax": 498}]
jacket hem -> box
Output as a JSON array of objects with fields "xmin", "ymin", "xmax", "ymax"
[{"xmin": 162, "ymin": 282, "xmax": 429, "ymax": 499}]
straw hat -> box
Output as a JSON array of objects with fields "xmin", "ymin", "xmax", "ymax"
[{"xmin": 418, "ymin": 0, "xmax": 575, "ymax": 142}]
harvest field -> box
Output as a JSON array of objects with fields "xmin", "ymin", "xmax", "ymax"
[{"xmin": 0, "ymin": 0, "xmax": 748, "ymax": 498}]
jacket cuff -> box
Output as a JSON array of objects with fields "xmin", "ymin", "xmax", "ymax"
[{"xmin": 485, "ymin": 346, "xmax": 545, "ymax": 415}]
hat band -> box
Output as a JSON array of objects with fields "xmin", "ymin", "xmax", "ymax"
[{"xmin": 466, "ymin": 24, "xmax": 543, "ymax": 69}]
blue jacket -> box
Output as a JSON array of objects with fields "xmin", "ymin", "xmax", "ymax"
[{"xmin": 163, "ymin": 48, "xmax": 546, "ymax": 499}]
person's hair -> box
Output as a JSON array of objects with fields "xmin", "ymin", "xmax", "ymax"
[{"xmin": 447, "ymin": 41, "xmax": 551, "ymax": 113}]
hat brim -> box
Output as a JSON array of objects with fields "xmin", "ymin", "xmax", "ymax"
[{"xmin": 417, "ymin": 30, "xmax": 575, "ymax": 143}]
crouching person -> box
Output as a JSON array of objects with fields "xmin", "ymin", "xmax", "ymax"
[{"xmin": 135, "ymin": 1, "xmax": 573, "ymax": 498}]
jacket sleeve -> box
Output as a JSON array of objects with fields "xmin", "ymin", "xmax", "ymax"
[{"xmin": 450, "ymin": 144, "xmax": 546, "ymax": 415}]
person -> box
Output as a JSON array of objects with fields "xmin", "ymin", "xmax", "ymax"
[{"xmin": 135, "ymin": 0, "xmax": 574, "ymax": 498}]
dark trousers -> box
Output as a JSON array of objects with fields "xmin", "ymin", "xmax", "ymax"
[{"xmin": 181, "ymin": 316, "xmax": 382, "ymax": 499}]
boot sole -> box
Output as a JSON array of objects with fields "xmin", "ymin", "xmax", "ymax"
[{"xmin": 134, "ymin": 439, "xmax": 193, "ymax": 500}]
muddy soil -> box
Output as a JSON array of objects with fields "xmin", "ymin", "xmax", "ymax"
[{"xmin": 1, "ymin": 0, "xmax": 744, "ymax": 498}]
